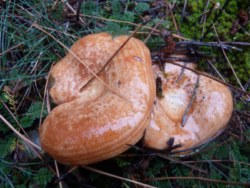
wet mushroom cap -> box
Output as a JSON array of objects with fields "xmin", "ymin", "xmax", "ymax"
[
  {"xmin": 143, "ymin": 63, "xmax": 233, "ymax": 153},
  {"xmin": 48, "ymin": 33, "xmax": 122, "ymax": 105},
  {"xmin": 39, "ymin": 33, "xmax": 155, "ymax": 165}
]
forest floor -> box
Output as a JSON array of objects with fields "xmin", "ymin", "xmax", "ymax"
[{"xmin": 0, "ymin": 0, "xmax": 250, "ymax": 187}]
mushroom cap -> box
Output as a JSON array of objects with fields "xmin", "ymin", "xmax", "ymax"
[
  {"xmin": 143, "ymin": 63, "xmax": 233, "ymax": 153},
  {"xmin": 39, "ymin": 33, "xmax": 155, "ymax": 165},
  {"xmin": 48, "ymin": 33, "xmax": 121, "ymax": 104}
]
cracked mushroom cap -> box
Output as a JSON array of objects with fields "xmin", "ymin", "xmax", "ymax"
[
  {"xmin": 143, "ymin": 63, "xmax": 233, "ymax": 153},
  {"xmin": 39, "ymin": 33, "xmax": 155, "ymax": 165}
]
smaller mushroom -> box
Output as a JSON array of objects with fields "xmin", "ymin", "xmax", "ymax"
[{"xmin": 144, "ymin": 57, "xmax": 233, "ymax": 154}]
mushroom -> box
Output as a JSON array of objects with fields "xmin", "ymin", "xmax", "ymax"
[
  {"xmin": 143, "ymin": 56, "xmax": 233, "ymax": 154},
  {"xmin": 39, "ymin": 33, "xmax": 155, "ymax": 165}
]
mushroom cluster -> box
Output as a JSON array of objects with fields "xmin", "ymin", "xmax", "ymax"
[{"xmin": 39, "ymin": 33, "xmax": 233, "ymax": 165}]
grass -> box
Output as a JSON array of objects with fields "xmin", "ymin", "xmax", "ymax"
[{"xmin": 0, "ymin": 0, "xmax": 250, "ymax": 187}]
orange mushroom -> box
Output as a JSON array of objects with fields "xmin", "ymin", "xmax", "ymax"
[
  {"xmin": 39, "ymin": 33, "xmax": 155, "ymax": 165},
  {"xmin": 40, "ymin": 33, "xmax": 233, "ymax": 165},
  {"xmin": 143, "ymin": 57, "xmax": 233, "ymax": 154}
]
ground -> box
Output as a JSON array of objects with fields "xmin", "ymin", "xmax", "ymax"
[{"xmin": 0, "ymin": 0, "xmax": 249, "ymax": 187}]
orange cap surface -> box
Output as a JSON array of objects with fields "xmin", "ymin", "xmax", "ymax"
[
  {"xmin": 40, "ymin": 33, "xmax": 155, "ymax": 165},
  {"xmin": 144, "ymin": 63, "xmax": 233, "ymax": 153}
]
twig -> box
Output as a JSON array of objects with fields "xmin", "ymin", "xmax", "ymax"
[
  {"xmin": 167, "ymin": 2, "xmax": 180, "ymax": 40},
  {"xmin": 0, "ymin": 115, "xmax": 41, "ymax": 150},
  {"xmin": 44, "ymin": 70, "xmax": 63, "ymax": 188},
  {"xmin": 176, "ymin": 62, "xmax": 187, "ymax": 82},
  {"xmin": 0, "ymin": 104, "xmax": 58, "ymax": 177},
  {"xmin": 52, "ymin": 0, "xmax": 60, "ymax": 10},
  {"xmin": 78, "ymin": 14, "xmax": 189, "ymax": 41},
  {"xmin": 0, "ymin": 43, "xmax": 23, "ymax": 56},
  {"xmin": 181, "ymin": 75, "xmax": 200, "ymax": 127},
  {"xmin": 54, "ymin": 160, "xmax": 63, "ymax": 188},
  {"xmin": 180, "ymin": 0, "xmax": 187, "ymax": 26},
  {"xmin": 155, "ymin": 56, "xmax": 197, "ymax": 63},
  {"xmin": 15, "ymin": 4, "xmax": 34, "ymax": 16},
  {"xmin": 133, "ymin": 9, "xmax": 146, "ymax": 23},
  {"xmin": 34, "ymin": 25, "xmax": 78, "ymax": 39},
  {"xmin": 32, "ymin": 23, "xmax": 131, "ymax": 103},
  {"xmin": 129, "ymin": 145, "xmax": 207, "ymax": 174},
  {"xmin": 81, "ymin": 23, "xmax": 145, "ymax": 91},
  {"xmin": 213, "ymin": 24, "xmax": 245, "ymax": 90},
  {"xmin": 75, "ymin": 0, "xmax": 82, "ymax": 24},
  {"xmin": 206, "ymin": 60, "xmax": 225, "ymax": 81},
  {"xmin": 201, "ymin": 0, "xmax": 210, "ymax": 38},
  {"xmin": 61, "ymin": 0, "xmax": 85, "ymax": 24},
  {"xmin": 236, "ymin": 114, "xmax": 244, "ymax": 142},
  {"xmin": 1, "ymin": 100, "xmax": 28, "ymax": 137},
  {"xmin": 0, "ymin": 168, "xmax": 14, "ymax": 188},
  {"xmin": 82, "ymin": 166, "xmax": 157, "ymax": 188},
  {"xmin": 0, "ymin": 100, "xmax": 51, "ymax": 169},
  {"xmin": 219, "ymin": 41, "xmax": 250, "ymax": 46},
  {"xmin": 15, "ymin": 87, "xmax": 31, "ymax": 112},
  {"xmin": 144, "ymin": 15, "xmax": 166, "ymax": 43},
  {"xmin": 143, "ymin": 176, "xmax": 250, "ymax": 186},
  {"xmin": 200, "ymin": 0, "xmax": 210, "ymax": 24},
  {"xmin": 202, "ymin": 0, "xmax": 232, "ymax": 39},
  {"xmin": 54, "ymin": 166, "xmax": 78, "ymax": 184},
  {"xmin": 181, "ymin": 159, "xmax": 250, "ymax": 167},
  {"xmin": 39, "ymin": 62, "xmax": 55, "ymax": 128},
  {"xmin": 235, "ymin": 110, "xmax": 250, "ymax": 118},
  {"xmin": 176, "ymin": 41, "xmax": 242, "ymax": 51},
  {"xmin": 156, "ymin": 60, "xmax": 250, "ymax": 96},
  {"xmin": 243, "ymin": 78, "xmax": 250, "ymax": 90},
  {"xmin": 34, "ymin": 80, "xmax": 43, "ymax": 100}
]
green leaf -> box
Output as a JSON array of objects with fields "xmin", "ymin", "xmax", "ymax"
[
  {"xmin": 0, "ymin": 92, "xmax": 9, "ymax": 103},
  {"xmin": 115, "ymin": 157, "xmax": 130, "ymax": 167},
  {"xmin": 134, "ymin": 3, "xmax": 150, "ymax": 14},
  {"xmin": 20, "ymin": 102, "xmax": 47, "ymax": 128},
  {"xmin": 0, "ymin": 136, "xmax": 16, "ymax": 158},
  {"xmin": 122, "ymin": 11, "xmax": 135, "ymax": 22},
  {"xmin": 32, "ymin": 167, "xmax": 53, "ymax": 187},
  {"xmin": 111, "ymin": 0, "xmax": 122, "ymax": 14},
  {"xmin": 82, "ymin": 1, "xmax": 97, "ymax": 15},
  {"xmin": 19, "ymin": 116, "xmax": 34, "ymax": 129},
  {"xmin": 104, "ymin": 22, "xmax": 130, "ymax": 36},
  {"xmin": 0, "ymin": 166, "xmax": 15, "ymax": 188}
]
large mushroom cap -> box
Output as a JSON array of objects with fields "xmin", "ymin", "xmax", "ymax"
[
  {"xmin": 144, "ymin": 62, "xmax": 233, "ymax": 153},
  {"xmin": 48, "ymin": 33, "xmax": 120, "ymax": 104},
  {"xmin": 40, "ymin": 33, "xmax": 155, "ymax": 165}
]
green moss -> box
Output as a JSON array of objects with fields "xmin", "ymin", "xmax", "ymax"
[
  {"xmin": 177, "ymin": 0, "xmax": 249, "ymax": 83},
  {"xmin": 244, "ymin": 52, "xmax": 250, "ymax": 69}
]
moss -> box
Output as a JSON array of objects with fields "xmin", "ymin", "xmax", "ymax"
[
  {"xmin": 188, "ymin": 0, "xmax": 203, "ymax": 12},
  {"xmin": 244, "ymin": 52, "xmax": 250, "ymax": 69},
  {"xmin": 225, "ymin": 0, "xmax": 238, "ymax": 14},
  {"xmin": 177, "ymin": 0, "xmax": 249, "ymax": 83}
]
